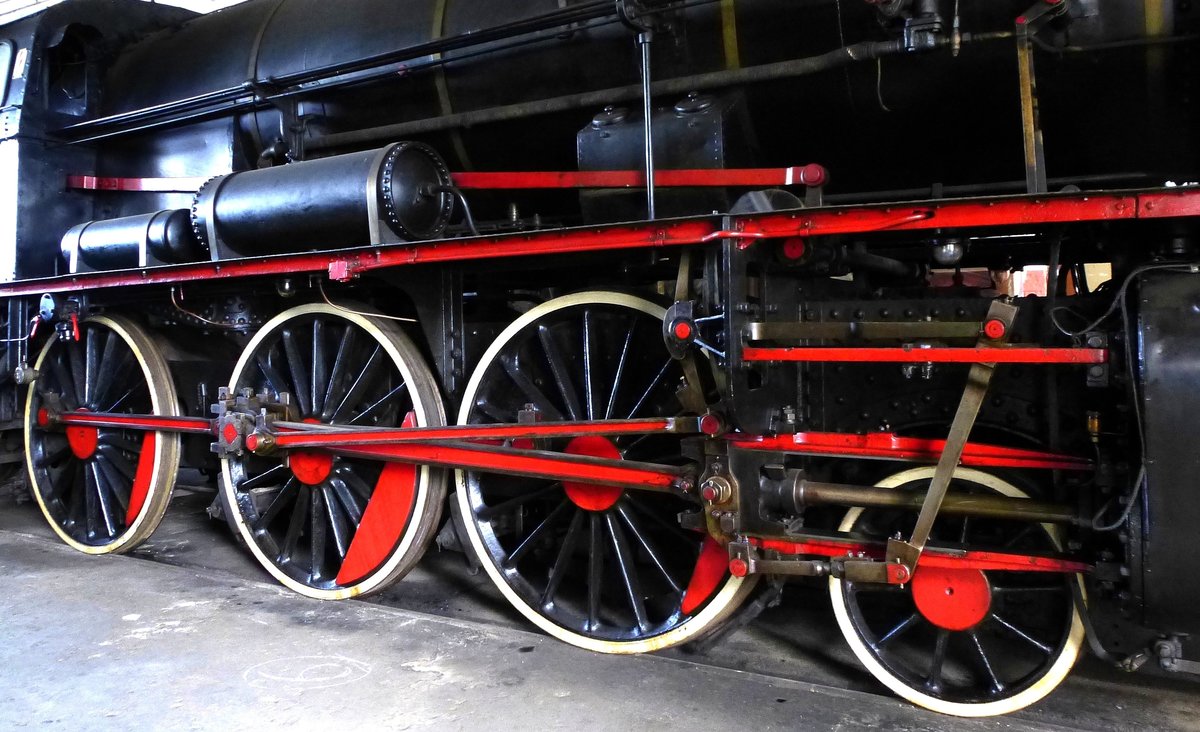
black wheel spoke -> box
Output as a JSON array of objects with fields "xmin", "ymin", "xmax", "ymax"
[
  {"xmin": 66, "ymin": 341, "xmax": 86, "ymax": 410},
  {"xmin": 94, "ymin": 347, "xmax": 133, "ymax": 409},
  {"xmin": 625, "ymin": 359, "xmax": 672, "ymax": 420},
  {"xmin": 322, "ymin": 325, "xmax": 357, "ymax": 413},
  {"xmin": 309, "ymin": 486, "xmax": 328, "ymax": 581},
  {"xmin": 321, "ymin": 484, "xmax": 351, "ymax": 560},
  {"xmin": 616, "ymin": 503, "xmax": 683, "ymax": 594},
  {"xmin": 96, "ymin": 444, "xmax": 136, "ymax": 481},
  {"xmin": 84, "ymin": 328, "xmax": 100, "ymax": 405},
  {"xmin": 334, "ymin": 465, "xmax": 374, "ymax": 503},
  {"xmin": 990, "ymin": 613, "xmax": 1054, "ymax": 655},
  {"xmin": 97, "ymin": 432, "xmax": 141, "ymax": 453},
  {"xmin": 587, "ymin": 513, "xmax": 605, "ymax": 631},
  {"xmin": 605, "ymin": 317, "xmax": 636, "ymax": 420},
  {"xmin": 279, "ymin": 484, "xmax": 310, "ymax": 562},
  {"xmin": 47, "ymin": 459, "xmax": 79, "ymax": 505},
  {"xmin": 968, "ymin": 630, "xmax": 1005, "ymax": 695},
  {"xmin": 504, "ymin": 499, "xmax": 572, "ymax": 568},
  {"xmin": 239, "ymin": 464, "xmax": 291, "ymax": 491},
  {"xmin": 48, "ymin": 356, "xmax": 79, "ymax": 410},
  {"xmin": 501, "ymin": 356, "xmax": 564, "ymax": 420},
  {"xmin": 541, "ymin": 508, "xmax": 585, "ymax": 606},
  {"xmin": 538, "ymin": 324, "xmax": 582, "ymax": 421},
  {"xmin": 102, "ymin": 381, "xmax": 144, "ymax": 413},
  {"xmin": 34, "ymin": 440, "xmax": 71, "ymax": 469},
  {"xmin": 329, "ymin": 345, "xmax": 384, "ymax": 422},
  {"xmin": 83, "ymin": 462, "xmax": 100, "ymax": 539},
  {"xmin": 925, "ymin": 629, "xmax": 950, "ymax": 692},
  {"xmin": 472, "ymin": 396, "xmax": 510, "ymax": 423},
  {"xmin": 89, "ymin": 462, "xmax": 122, "ymax": 537},
  {"xmin": 606, "ymin": 511, "xmax": 649, "ymax": 632},
  {"xmin": 257, "ymin": 353, "xmax": 292, "ymax": 400},
  {"xmin": 311, "ymin": 319, "xmax": 328, "ymax": 416},
  {"xmin": 328, "ymin": 477, "xmax": 365, "ymax": 525},
  {"xmin": 255, "ymin": 478, "xmax": 299, "ymax": 533},
  {"xmin": 282, "ymin": 328, "xmax": 312, "ymax": 417},
  {"xmin": 477, "ymin": 482, "xmax": 562, "ymax": 521},
  {"xmin": 624, "ymin": 494, "xmax": 697, "ymax": 548},
  {"xmin": 348, "ymin": 382, "xmax": 409, "ymax": 426},
  {"xmin": 583, "ymin": 310, "xmax": 597, "ymax": 421},
  {"xmin": 65, "ymin": 463, "xmax": 85, "ymax": 528},
  {"xmin": 94, "ymin": 456, "xmax": 131, "ymax": 514},
  {"xmin": 870, "ymin": 611, "xmax": 921, "ymax": 651}
]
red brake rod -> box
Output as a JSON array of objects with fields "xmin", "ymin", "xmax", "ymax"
[{"xmin": 752, "ymin": 537, "xmax": 1090, "ymax": 574}]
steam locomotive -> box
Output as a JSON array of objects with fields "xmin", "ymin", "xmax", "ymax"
[{"xmin": 3, "ymin": 0, "xmax": 1199, "ymax": 716}]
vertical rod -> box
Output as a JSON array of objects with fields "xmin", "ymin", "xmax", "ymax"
[
  {"xmin": 1016, "ymin": 30, "xmax": 1047, "ymax": 194},
  {"xmin": 638, "ymin": 30, "xmax": 657, "ymax": 220}
]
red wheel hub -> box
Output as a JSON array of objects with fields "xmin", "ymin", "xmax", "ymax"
[
  {"xmin": 562, "ymin": 436, "xmax": 623, "ymax": 511},
  {"xmin": 911, "ymin": 565, "xmax": 993, "ymax": 631},
  {"xmin": 65, "ymin": 409, "xmax": 98, "ymax": 460},
  {"xmin": 289, "ymin": 418, "xmax": 333, "ymax": 485}
]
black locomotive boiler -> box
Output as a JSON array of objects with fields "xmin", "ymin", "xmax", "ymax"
[{"xmin": 3, "ymin": 0, "xmax": 1200, "ymax": 716}]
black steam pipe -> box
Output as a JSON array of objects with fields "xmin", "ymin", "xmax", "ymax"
[
  {"xmin": 60, "ymin": 18, "xmax": 627, "ymax": 146},
  {"xmin": 312, "ymin": 38, "xmax": 908, "ymax": 151},
  {"xmin": 58, "ymin": 0, "xmax": 621, "ymax": 140},
  {"xmin": 310, "ymin": 31, "xmax": 1012, "ymax": 151}
]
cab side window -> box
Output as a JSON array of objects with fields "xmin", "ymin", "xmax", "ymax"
[{"xmin": 0, "ymin": 41, "xmax": 13, "ymax": 106}]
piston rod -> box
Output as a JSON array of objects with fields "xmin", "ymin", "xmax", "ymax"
[{"xmin": 784, "ymin": 478, "xmax": 1079, "ymax": 524}]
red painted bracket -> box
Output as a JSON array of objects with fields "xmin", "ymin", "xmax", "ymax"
[{"xmin": 741, "ymin": 346, "xmax": 1107, "ymax": 364}]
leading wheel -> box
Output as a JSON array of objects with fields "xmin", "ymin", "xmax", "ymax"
[
  {"xmin": 220, "ymin": 303, "xmax": 446, "ymax": 599},
  {"xmin": 25, "ymin": 314, "xmax": 181, "ymax": 554},
  {"xmin": 829, "ymin": 466, "xmax": 1085, "ymax": 716},
  {"xmin": 456, "ymin": 291, "xmax": 754, "ymax": 653}
]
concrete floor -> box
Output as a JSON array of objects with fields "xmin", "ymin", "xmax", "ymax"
[{"xmin": 2, "ymin": 484, "xmax": 1199, "ymax": 731}]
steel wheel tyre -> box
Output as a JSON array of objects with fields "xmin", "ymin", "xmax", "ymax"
[
  {"xmin": 456, "ymin": 292, "xmax": 753, "ymax": 653},
  {"xmin": 220, "ymin": 303, "xmax": 446, "ymax": 600},
  {"xmin": 829, "ymin": 466, "xmax": 1085, "ymax": 716},
  {"xmin": 25, "ymin": 315, "xmax": 181, "ymax": 554}
]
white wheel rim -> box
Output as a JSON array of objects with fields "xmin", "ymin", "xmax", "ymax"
[
  {"xmin": 828, "ymin": 466, "xmax": 1085, "ymax": 717},
  {"xmin": 24, "ymin": 315, "xmax": 179, "ymax": 554},
  {"xmin": 220, "ymin": 303, "xmax": 444, "ymax": 600},
  {"xmin": 455, "ymin": 291, "xmax": 750, "ymax": 654}
]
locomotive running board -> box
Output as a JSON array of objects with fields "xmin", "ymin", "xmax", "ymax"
[{"xmin": 5, "ymin": 187, "xmax": 1200, "ymax": 297}]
